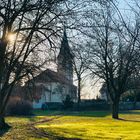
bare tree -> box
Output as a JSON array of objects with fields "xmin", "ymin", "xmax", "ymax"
[
  {"xmin": 71, "ymin": 42, "xmax": 91, "ymax": 105},
  {"xmin": 0, "ymin": 0, "xmax": 69, "ymax": 129},
  {"xmin": 79, "ymin": 0, "xmax": 140, "ymax": 119}
]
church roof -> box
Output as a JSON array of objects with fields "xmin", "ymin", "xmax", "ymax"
[{"xmin": 31, "ymin": 69, "xmax": 75, "ymax": 86}]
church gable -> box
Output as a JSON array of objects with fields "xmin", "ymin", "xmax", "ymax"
[{"xmin": 32, "ymin": 69, "xmax": 73, "ymax": 86}]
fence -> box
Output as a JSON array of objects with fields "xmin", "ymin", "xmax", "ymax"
[
  {"xmin": 37, "ymin": 101, "xmax": 140, "ymax": 111},
  {"xmin": 74, "ymin": 101, "xmax": 140, "ymax": 111}
]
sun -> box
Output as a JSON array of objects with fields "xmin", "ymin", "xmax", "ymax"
[{"xmin": 7, "ymin": 32, "xmax": 16, "ymax": 43}]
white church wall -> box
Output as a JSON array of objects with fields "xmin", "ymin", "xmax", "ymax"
[
  {"xmin": 51, "ymin": 93, "xmax": 62, "ymax": 102},
  {"xmin": 33, "ymin": 82, "xmax": 66, "ymax": 109},
  {"xmin": 33, "ymin": 93, "xmax": 46, "ymax": 109},
  {"xmin": 33, "ymin": 82, "xmax": 75, "ymax": 109},
  {"xmin": 44, "ymin": 82, "xmax": 62, "ymax": 102},
  {"xmin": 51, "ymin": 82, "xmax": 65, "ymax": 102}
]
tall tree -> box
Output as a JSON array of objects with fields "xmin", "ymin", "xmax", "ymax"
[
  {"xmin": 78, "ymin": 0, "xmax": 140, "ymax": 119},
  {"xmin": 0, "ymin": 0, "xmax": 68, "ymax": 129}
]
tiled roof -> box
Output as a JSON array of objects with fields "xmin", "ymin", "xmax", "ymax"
[{"xmin": 32, "ymin": 69, "xmax": 75, "ymax": 86}]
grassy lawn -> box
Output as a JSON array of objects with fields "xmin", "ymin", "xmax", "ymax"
[{"xmin": 0, "ymin": 110, "xmax": 140, "ymax": 140}]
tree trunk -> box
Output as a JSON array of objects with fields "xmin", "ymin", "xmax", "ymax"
[
  {"xmin": 76, "ymin": 76, "xmax": 81, "ymax": 111},
  {"xmin": 112, "ymin": 101, "xmax": 119, "ymax": 119},
  {"xmin": 77, "ymin": 77, "xmax": 81, "ymax": 104},
  {"xmin": 0, "ymin": 93, "xmax": 11, "ymax": 130},
  {"xmin": 133, "ymin": 91, "xmax": 137, "ymax": 110},
  {"xmin": 0, "ymin": 115, "xmax": 10, "ymax": 130}
]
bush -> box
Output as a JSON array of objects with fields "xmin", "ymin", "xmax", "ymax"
[
  {"xmin": 6, "ymin": 97, "xmax": 33, "ymax": 115},
  {"xmin": 63, "ymin": 95, "xmax": 74, "ymax": 109},
  {"xmin": 41, "ymin": 102, "xmax": 63, "ymax": 110},
  {"xmin": 41, "ymin": 103, "xmax": 48, "ymax": 110}
]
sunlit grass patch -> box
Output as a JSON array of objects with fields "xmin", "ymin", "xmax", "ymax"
[
  {"xmin": 37, "ymin": 120, "xmax": 140, "ymax": 139},
  {"xmin": 36, "ymin": 111, "xmax": 140, "ymax": 140},
  {"xmin": 1, "ymin": 110, "xmax": 140, "ymax": 140}
]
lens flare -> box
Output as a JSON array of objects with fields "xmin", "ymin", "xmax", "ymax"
[{"xmin": 7, "ymin": 33, "xmax": 16, "ymax": 42}]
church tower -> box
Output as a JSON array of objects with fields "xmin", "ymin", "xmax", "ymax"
[{"xmin": 57, "ymin": 29, "xmax": 74, "ymax": 84}]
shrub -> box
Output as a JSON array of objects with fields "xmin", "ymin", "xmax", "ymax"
[
  {"xmin": 6, "ymin": 97, "xmax": 33, "ymax": 115},
  {"xmin": 63, "ymin": 95, "xmax": 74, "ymax": 109},
  {"xmin": 41, "ymin": 103, "xmax": 48, "ymax": 110},
  {"xmin": 41, "ymin": 102, "xmax": 63, "ymax": 110}
]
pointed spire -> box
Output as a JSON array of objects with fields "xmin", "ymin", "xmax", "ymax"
[
  {"xmin": 63, "ymin": 26, "xmax": 67, "ymax": 41},
  {"xmin": 58, "ymin": 27, "xmax": 73, "ymax": 59},
  {"xmin": 61, "ymin": 27, "xmax": 69, "ymax": 49},
  {"xmin": 57, "ymin": 27, "xmax": 74, "ymax": 83}
]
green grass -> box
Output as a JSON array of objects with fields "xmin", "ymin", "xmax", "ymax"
[{"xmin": 0, "ymin": 110, "xmax": 140, "ymax": 139}]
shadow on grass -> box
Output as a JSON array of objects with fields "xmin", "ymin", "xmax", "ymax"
[
  {"xmin": 62, "ymin": 111, "xmax": 111, "ymax": 117},
  {"xmin": 28, "ymin": 116, "xmax": 37, "ymax": 123},
  {"xmin": 30, "ymin": 126, "xmax": 81, "ymax": 140},
  {"xmin": 56, "ymin": 137, "xmax": 81, "ymax": 140},
  {"xmin": 29, "ymin": 115, "xmax": 63, "ymax": 126},
  {"xmin": 120, "ymin": 110, "xmax": 140, "ymax": 115},
  {"xmin": 118, "ymin": 118, "xmax": 140, "ymax": 122},
  {"xmin": 0, "ymin": 126, "xmax": 11, "ymax": 137},
  {"xmin": 33, "ymin": 110, "xmax": 111, "ymax": 118}
]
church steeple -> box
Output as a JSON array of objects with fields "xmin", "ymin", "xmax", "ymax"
[
  {"xmin": 58, "ymin": 29, "xmax": 73, "ymax": 60},
  {"xmin": 57, "ymin": 29, "xmax": 73, "ymax": 84}
]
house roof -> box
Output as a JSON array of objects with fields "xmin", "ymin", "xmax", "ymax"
[{"xmin": 31, "ymin": 69, "xmax": 75, "ymax": 87}]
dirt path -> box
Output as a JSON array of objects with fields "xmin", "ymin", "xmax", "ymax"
[{"xmin": 28, "ymin": 115, "xmax": 81, "ymax": 140}]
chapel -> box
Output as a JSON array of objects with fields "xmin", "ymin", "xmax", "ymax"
[{"xmin": 31, "ymin": 30, "xmax": 77, "ymax": 108}]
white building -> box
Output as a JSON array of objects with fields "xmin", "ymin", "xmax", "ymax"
[{"xmin": 28, "ymin": 30, "xmax": 77, "ymax": 109}]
